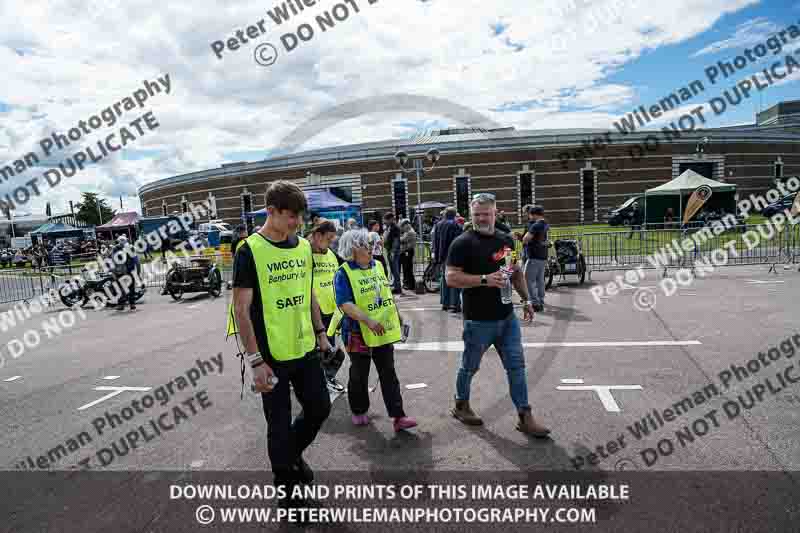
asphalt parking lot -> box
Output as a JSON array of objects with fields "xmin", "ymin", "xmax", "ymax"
[{"xmin": 1, "ymin": 263, "xmax": 798, "ymax": 475}]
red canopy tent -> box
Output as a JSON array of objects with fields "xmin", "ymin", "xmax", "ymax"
[{"xmin": 95, "ymin": 211, "xmax": 140, "ymax": 240}]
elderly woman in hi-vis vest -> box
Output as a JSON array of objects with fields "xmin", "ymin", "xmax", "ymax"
[{"xmin": 328, "ymin": 228, "xmax": 417, "ymax": 432}]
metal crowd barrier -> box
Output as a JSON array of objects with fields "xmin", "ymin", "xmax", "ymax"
[{"xmin": 555, "ymin": 224, "xmax": 799, "ymax": 278}]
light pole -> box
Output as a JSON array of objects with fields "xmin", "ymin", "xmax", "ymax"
[{"xmin": 393, "ymin": 148, "xmax": 441, "ymax": 239}]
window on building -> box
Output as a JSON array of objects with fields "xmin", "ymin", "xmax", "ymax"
[
  {"xmin": 161, "ymin": 203, "xmax": 167, "ymax": 216},
  {"xmin": 520, "ymin": 172, "xmax": 533, "ymax": 212},
  {"xmin": 242, "ymin": 194, "xmax": 252, "ymax": 215},
  {"xmin": 582, "ymin": 169, "xmax": 595, "ymax": 210},
  {"xmin": 456, "ymin": 176, "xmax": 470, "ymax": 217},
  {"xmin": 392, "ymin": 180, "xmax": 407, "ymax": 219},
  {"xmin": 775, "ymin": 162, "xmax": 784, "ymax": 181},
  {"xmin": 181, "ymin": 199, "xmax": 188, "ymax": 214}
]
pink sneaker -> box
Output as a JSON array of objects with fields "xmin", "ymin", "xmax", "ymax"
[
  {"xmin": 351, "ymin": 414, "xmax": 369, "ymax": 426},
  {"xmin": 393, "ymin": 416, "xmax": 418, "ymax": 431}
]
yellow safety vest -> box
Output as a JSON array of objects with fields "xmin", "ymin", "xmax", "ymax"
[
  {"xmin": 312, "ymin": 249, "xmax": 338, "ymax": 316},
  {"xmin": 226, "ymin": 240, "xmax": 247, "ymax": 338},
  {"xmin": 340, "ymin": 260, "xmax": 401, "ymax": 347},
  {"xmin": 249, "ymin": 234, "xmax": 315, "ymax": 360}
]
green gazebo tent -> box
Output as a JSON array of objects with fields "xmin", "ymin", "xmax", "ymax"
[{"xmin": 643, "ymin": 169, "xmax": 737, "ymax": 225}]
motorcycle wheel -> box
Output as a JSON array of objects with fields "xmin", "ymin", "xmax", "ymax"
[
  {"xmin": 545, "ymin": 262, "xmax": 555, "ymax": 290},
  {"xmin": 578, "ymin": 256, "xmax": 586, "ymax": 285},
  {"xmin": 208, "ymin": 270, "xmax": 222, "ymax": 297},
  {"xmin": 59, "ymin": 283, "xmax": 83, "ymax": 308},
  {"xmin": 424, "ymin": 263, "xmax": 440, "ymax": 293},
  {"xmin": 100, "ymin": 278, "xmax": 120, "ymax": 306},
  {"xmin": 166, "ymin": 271, "xmax": 183, "ymax": 301}
]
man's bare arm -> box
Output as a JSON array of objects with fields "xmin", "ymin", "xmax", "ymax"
[
  {"xmin": 310, "ymin": 289, "xmax": 325, "ymax": 332},
  {"xmin": 511, "ymin": 266, "xmax": 529, "ymax": 301},
  {"xmin": 523, "ymin": 231, "xmax": 534, "ymax": 244},
  {"xmin": 233, "ymin": 287, "xmax": 258, "ymax": 354},
  {"xmin": 445, "ymin": 265, "xmax": 481, "ymax": 289}
]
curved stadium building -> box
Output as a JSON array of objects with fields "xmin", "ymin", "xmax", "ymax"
[{"xmin": 139, "ymin": 100, "xmax": 800, "ymax": 227}]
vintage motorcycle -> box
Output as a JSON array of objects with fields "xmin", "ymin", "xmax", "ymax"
[
  {"xmin": 544, "ymin": 239, "xmax": 587, "ymax": 289},
  {"xmin": 58, "ymin": 267, "xmax": 146, "ymax": 308},
  {"xmin": 164, "ymin": 256, "xmax": 223, "ymax": 300}
]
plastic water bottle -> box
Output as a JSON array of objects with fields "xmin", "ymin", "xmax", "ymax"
[
  {"xmin": 500, "ymin": 266, "xmax": 513, "ymax": 304},
  {"xmin": 500, "ymin": 250, "xmax": 515, "ymax": 305}
]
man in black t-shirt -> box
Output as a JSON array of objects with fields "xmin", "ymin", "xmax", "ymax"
[
  {"xmin": 445, "ymin": 193, "xmax": 551, "ymax": 438},
  {"xmin": 522, "ymin": 205, "xmax": 549, "ymax": 312}
]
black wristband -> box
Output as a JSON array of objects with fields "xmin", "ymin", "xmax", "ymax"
[
  {"xmin": 315, "ymin": 328, "xmax": 326, "ymax": 335},
  {"xmin": 251, "ymin": 359, "xmax": 265, "ymax": 369}
]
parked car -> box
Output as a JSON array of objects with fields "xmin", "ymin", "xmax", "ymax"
[
  {"xmin": 198, "ymin": 221, "xmax": 233, "ymax": 240},
  {"xmin": 761, "ymin": 194, "xmax": 797, "ymax": 218},
  {"xmin": 607, "ymin": 196, "xmax": 643, "ymax": 226}
]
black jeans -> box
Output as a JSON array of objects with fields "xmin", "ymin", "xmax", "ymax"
[
  {"xmin": 347, "ymin": 341, "xmax": 405, "ymax": 418},
  {"xmin": 261, "ymin": 352, "xmax": 331, "ymax": 484},
  {"xmin": 400, "ymin": 250, "xmax": 415, "ymax": 289},
  {"xmin": 389, "ymin": 248, "xmax": 402, "ymax": 291},
  {"xmin": 320, "ymin": 313, "xmax": 345, "ymax": 381}
]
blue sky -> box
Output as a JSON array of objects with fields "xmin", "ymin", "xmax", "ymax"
[
  {"xmin": 1, "ymin": 0, "xmax": 799, "ymax": 215},
  {"xmin": 600, "ymin": 4, "xmax": 800, "ymax": 126}
]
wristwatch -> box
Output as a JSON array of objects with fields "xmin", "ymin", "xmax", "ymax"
[{"xmin": 480, "ymin": 274, "xmax": 488, "ymax": 286}]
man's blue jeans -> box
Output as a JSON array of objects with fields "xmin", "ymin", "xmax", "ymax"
[{"xmin": 455, "ymin": 313, "xmax": 530, "ymax": 411}]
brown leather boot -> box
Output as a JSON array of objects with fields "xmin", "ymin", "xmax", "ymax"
[
  {"xmin": 451, "ymin": 400, "xmax": 483, "ymax": 426},
  {"xmin": 516, "ymin": 409, "xmax": 551, "ymax": 438}
]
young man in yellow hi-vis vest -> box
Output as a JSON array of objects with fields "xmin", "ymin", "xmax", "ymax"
[
  {"xmin": 232, "ymin": 181, "xmax": 332, "ymax": 507},
  {"xmin": 307, "ymin": 220, "xmax": 347, "ymax": 393}
]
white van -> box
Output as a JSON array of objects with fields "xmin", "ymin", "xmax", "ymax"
[{"xmin": 198, "ymin": 221, "xmax": 233, "ymax": 239}]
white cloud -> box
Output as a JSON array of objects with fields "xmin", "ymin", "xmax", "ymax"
[
  {"xmin": 0, "ymin": 0, "xmax": 759, "ymax": 217},
  {"xmin": 691, "ymin": 17, "xmax": 781, "ymax": 57}
]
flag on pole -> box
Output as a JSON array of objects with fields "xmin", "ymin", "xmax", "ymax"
[{"xmin": 682, "ymin": 185, "xmax": 713, "ymax": 225}]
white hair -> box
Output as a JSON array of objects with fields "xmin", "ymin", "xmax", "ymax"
[{"xmin": 338, "ymin": 228, "xmax": 371, "ymax": 261}]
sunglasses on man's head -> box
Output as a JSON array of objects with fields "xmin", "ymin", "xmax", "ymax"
[{"xmin": 472, "ymin": 193, "xmax": 496, "ymax": 201}]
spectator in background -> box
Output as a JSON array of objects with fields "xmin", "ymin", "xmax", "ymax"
[
  {"xmin": 346, "ymin": 218, "xmax": 359, "ymax": 231},
  {"xmin": 112, "ymin": 236, "xmax": 138, "ymax": 311},
  {"xmin": 433, "ymin": 206, "xmax": 463, "ymax": 313},
  {"xmin": 495, "ymin": 209, "xmax": 511, "ymax": 234},
  {"xmin": 383, "ymin": 213, "xmax": 402, "ymax": 294},
  {"xmin": 367, "ymin": 220, "xmax": 387, "ymax": 276},
  {"xmin": 399, "ymin": 219, "xmax": 417, "ymax": 291},
  {"xmin": 522, "ymin": 205, "xmax": 549, "ymax": 312},
  {"xmin": 628, "ymin": 202, "xmax": 643, "ymax": 238},
  {"xmin": 230, "ymin": 225, "xmax": 248, "ymax": 256},
  {"xmin": 664, "ymin": 208, "xmax": 675, "ymax": 227}
]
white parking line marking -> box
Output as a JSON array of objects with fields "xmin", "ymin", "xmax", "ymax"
[
  {"xmin": 556, "ymin": 383, "xmax": 643, "ymax": 412},
  {"xmin": 396, "ymin": 340, "xmax": 702, "ymax": 351},
  {"xmin": 406, "ymin": 383, "xmax": 427, "ymax": 390},
  {"xmin": 78, "ymin": 386, "xmax": 152, "ymax": 411},
  {"xmin": 103, "ymin": 376, "xmax": 120, "ymax": 380},
  {"xmin": 560, "ymin": 379, "xmax": 585, "ymax": 384},
  {"xmin": 187, "ymin": 304, "xmax": 202, "ymax": 309},
  {"xmin": 4, "ymin": 376, "xmax": 21, "ymax": 382},
  {"xmin": 746, "ymin": 280, "xmax": 785, "ymax": 284}
]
